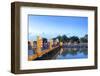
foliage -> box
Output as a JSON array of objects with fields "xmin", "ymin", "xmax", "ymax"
[
  {"xmin": 42, "ymin": 34, "xmax": 88, "ymax": 43},
  {"xmin": 80, "ymin": 34, "xmax": 88, "ymax": 43},
  {"xmin": 42, "ymin": 38, "xmax": 47, "ymax": 43},
  {"xmin": 69, "ymin": 36, "xmax": 80, "ymax": 43}
]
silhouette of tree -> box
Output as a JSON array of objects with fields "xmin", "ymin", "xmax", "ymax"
[
  {"xmin": 42, "ymin": 38, "xmax": 47, "ymax": 43},
  {"xmin": 70, "ymin": 36, "xmax": 80, "ymax": 43},
  {"xmin": 80, "ymin": 34, "xmax": 88, "ymax": 43},
  {"xmin": 56, "ymin": 35, "xmax": 63, "ymax": 42},
  {"xmin": 62, "ymin": 35, "xmax": 69, "ymax": 42}
]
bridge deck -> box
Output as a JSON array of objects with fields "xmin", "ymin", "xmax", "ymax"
[
  {"xmin": 28, "ymin": 46, "xmax": 59, "ymax": 61},
  {"xmin": 35, "ymin": 46, "xmax": 61, "ymax": 60}
]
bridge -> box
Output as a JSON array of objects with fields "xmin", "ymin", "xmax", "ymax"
[
  {"xmin": 28, "ymin": 36, "xmax": 87, "ymax": 61},
  {"xmin": 28, "ymin": 46, "xmax": 60, "ymax": 61},
  {"xmin": 28, "ymin": 36, "xmax": 62, "ymax": 61}
]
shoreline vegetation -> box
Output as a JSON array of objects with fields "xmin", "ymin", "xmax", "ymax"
[{"xmin": 28, "ymin": 34, "xmax": 88, "ymax": 60}]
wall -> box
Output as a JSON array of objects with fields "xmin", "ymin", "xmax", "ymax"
[{"xmin": 0, "ymin": 0, "xmax": 100, "ymax": 76}]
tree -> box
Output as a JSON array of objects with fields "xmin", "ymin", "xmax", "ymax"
[
  {"xmin": 56, "ymin": 35, "xmax": 63, "ymax": 42},
  {"xmin": 62, "ymin": 35, "xmax": 69, "ymax": 42},
  {"xmin": 80, "ymin": 34, "xmax": 88, "ymax": 43},
  {"xmin": 52, "ymin": 37, "xmax": 57, "ymax": 41},
  {"xmin": 42, "ymin": 38, "xmax": 47, "ymax": 43},
  {"xmin": 70, "ymin": 36, "xmax": 80, "ymax": 43}
]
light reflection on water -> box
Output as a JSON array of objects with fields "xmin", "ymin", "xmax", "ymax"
[{"xmin": 56, "ymin": 47, "xmax": 88, "ymax": 59}]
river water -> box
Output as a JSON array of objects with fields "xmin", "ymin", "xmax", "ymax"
[
  {"xmin": 56, "ymin": 47, "xmax": 88, "ymax": 59},
  {"xmin": 28, "ymin": 46, "xmax": 88, "ymax": 60}
]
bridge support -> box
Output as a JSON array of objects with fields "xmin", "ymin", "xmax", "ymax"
[
  {"xmin": 36, "ymin": 36, "xmax": 42, "ymax": 56},
  {"xmin": 49, "ymin": 39, "xmax": 53, "ymax": 49}
]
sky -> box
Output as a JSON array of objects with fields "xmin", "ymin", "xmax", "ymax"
[{"xmin": 28, "ymin": 15, "xmax": 88, "ymax": 41}]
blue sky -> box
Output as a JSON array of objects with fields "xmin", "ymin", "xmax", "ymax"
[{"xmin": 28, "ymin": 15, "xmax": 88, "ymax": 41}]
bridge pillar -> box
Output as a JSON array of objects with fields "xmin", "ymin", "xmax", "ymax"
[
  {"xmin": 36, "ymin": 36, "xmax": 42, "ymax": 56},
  {"xmin": 49, "ymin": 39, "xmax": 53, "ymax": 49}
]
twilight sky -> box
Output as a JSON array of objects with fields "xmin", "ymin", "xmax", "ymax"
[{"xmin": 28, "ymin": 15, "xmax": 88, "ymax": 41}]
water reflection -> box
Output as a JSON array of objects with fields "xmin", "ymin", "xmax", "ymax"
[
  {"xmin": 57, "ymin": 47, "xmax": 88, "ymax": 59},
  {"xmin": 28, "ymin": 41, "xmax": 88, "ymax": 60}
]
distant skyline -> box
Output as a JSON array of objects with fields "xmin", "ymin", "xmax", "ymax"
[{"xmin": 28, "ymin": 15, "xmax": 88, "ymax": 41}]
